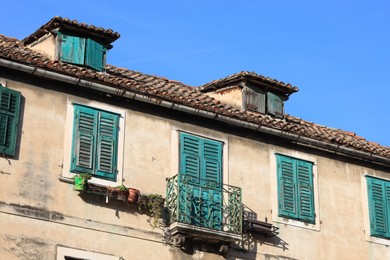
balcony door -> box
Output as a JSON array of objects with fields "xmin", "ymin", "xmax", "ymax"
[{"xmin": 179, "ymin": 132, "xmax": 223, "ymax": 230}]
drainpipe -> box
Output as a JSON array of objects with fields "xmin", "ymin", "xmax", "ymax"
[{"xmin": 1, "ymin": 58, "xmax": 389, "ymax": 167}]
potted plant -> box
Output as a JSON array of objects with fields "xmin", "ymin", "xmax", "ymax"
[
  {"xmin": 138, "ymin": 193, "xmax": 164, "ymax": 228},
  {"xmin": 108, "ymin": 184, "xmax": 128, "ymax": 201},
  {"xmin": 128, "ymin": 188, "xmax": 140, "ymax": 203},
  {"xmin": 73, "ymin": 173, "xmax": 92, "ymax": 191}
]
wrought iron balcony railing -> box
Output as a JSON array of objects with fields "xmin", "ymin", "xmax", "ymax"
[{"xmin": 166, "ymin": 174, "xmax": 242, "ymax": 237}]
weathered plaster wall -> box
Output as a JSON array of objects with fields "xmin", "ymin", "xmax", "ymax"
[
  {"xmin": 1, "ymin": 73, "xmax": 390, "ymax": 259},
  {"xmin": 206, "ymin": 87, "xmax": 243, "ymax": 110},
  {"xmin": 28, "ymin": 34, "xmax": 57, "ymax": 61}
]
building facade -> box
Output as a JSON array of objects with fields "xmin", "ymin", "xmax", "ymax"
[{"xmin": 0, "ymin": 17, "xmax": 390, "ymax": 259}]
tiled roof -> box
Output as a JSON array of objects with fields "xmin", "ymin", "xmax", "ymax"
[
  {"xmin": 22, "ymin": 16, "xmax": 120, "ymax": 46},
  {"xmin": 1, "ymin": 34, "xmax": 390, "ymax": 160},
  {"xmin": 200, "ymin": 71, "xmax": 299, "ymax": 96}
]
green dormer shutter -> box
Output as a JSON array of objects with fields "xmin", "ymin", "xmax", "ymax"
[
  {"xmin": 60, "ymin": 34, "xmax": 86, "ymax": 65},
  {"xmin": 243, "ymin": 87, "xmax": 265, "ymax": 113},
  {"xmin": 0, "ymin": 86, "xmax": 21, "ymax": 156},
  {"xmin": 86, "ymin": 38, "xmax": 105, "ymax": 72},
  {"xmin": 267, "ymin": 92, "xmax": 283, "ymax": 118}
]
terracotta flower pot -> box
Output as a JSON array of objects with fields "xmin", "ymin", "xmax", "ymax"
[{"xmin": 128, "ymin": 188, "xmax": 139, "ymax": 203}]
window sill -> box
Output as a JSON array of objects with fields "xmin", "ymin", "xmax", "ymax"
[
  {"xmin": 273, "ymin": 216, "xmax": 320, "ymax": 232},
  {"xmin": 366, "ymin": 235, "xmax": 390, "ymax": 246},
  {"xmin": 59, "ymin": 176, "xmax": 139, "ymax": 203}
]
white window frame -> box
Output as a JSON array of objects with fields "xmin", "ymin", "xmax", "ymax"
[
  {"xmin": 62, "ymin": 98, "xmax": 125, "ymax": 187},
  {"xmin": 269, "ymin": 148, "xmax": 321, "ymax": 231},
  {"xmin": 57, "ymin": 246, "xmax": 120, "ymax": 260},
  {"xmin": 361, "ymin": 173, "xmax": 390, "ymax": 246}
]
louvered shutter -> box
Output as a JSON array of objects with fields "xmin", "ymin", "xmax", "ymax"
[
  {"xmin": 0, "ymin": 86, "xmax": 21, "ymax": 156},
  {"xmin": 367, "ymin": 177, "xmax": 389, "ymax": 238},
  {"xmin": 71, "ymin": 105, "xmax": 96, "ymax": 174},
  {"xmin": 95, "ymin": 111, "xmax": 119, "ymax": 180},
  {"xmin": 267, "ymin": 92, "xmax": 283, "ymax": 118},
  {"xmin": 277, "ymin": 155, "xmax": 298, "ymax": 219},
  {"xmin": 297, "ymin": 160, "xmax": 315, "ymax": 223},
  {"xmin": 180, "ymin": 133, "xmax": 201, "ymax": 182},
  {"xmin": 60, "ymin": 34, "xmax": 85, "ymax": 65},
  {"xmin": 202, "ymin": 138, "xmax": 223, "ymax": 230},
  {"xmin": 86, "ymin": 38, "xmax": 105, "ymax": 72},
  {"xmin": 201, "ymin": 139, "xmax": 222, "ymax": 187}
]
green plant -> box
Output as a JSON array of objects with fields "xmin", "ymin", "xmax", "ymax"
[
  {"xmin": 138, "ymin": 193, "xmax": 164, "ymax": 228},
  {"xmin": 73, "ymin": 173, "xmax": 92, "ymax": 191},
  {"xmin": 78, "ymin": 173, "xmax": 92, "ymax": 180},
  {"xmin": 117, "ymin": 184, "xmax": 128, "ymax": 191}
]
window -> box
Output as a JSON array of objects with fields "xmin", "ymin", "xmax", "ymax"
[
  {"xmin": 242, "ymin": 87, "xmax": 283, "ymax": 117},
  {"xmin": 58, "ymin": 33, "xmax": 106, "ymax": 71},
  {"xmin": 0, "ymin": 85, "xmax": 21, "ymax": 156},
  {"xmin": 276, "ymin": 154, "xmax": 315, "ymax": 224},
  {"xmin": 179, "ymin": 132, "xmax": 223, "ymax": 229},
  {"xmin": 71, "ymin": 104, "xmax": 119, "ymax": 181},
  {"xmin": 366, "ymin": 176, "xmax": 390, "ymax": 239}
]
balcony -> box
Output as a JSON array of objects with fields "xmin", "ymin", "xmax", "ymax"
[{"xmin": 165, "ymin": 174, "xmax": 242, "ymax": 244}]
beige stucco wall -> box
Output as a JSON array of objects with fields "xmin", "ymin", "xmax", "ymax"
[
  {"xmin": 28, "ymin": 34, "xmax": 57, "ymax": 60},
  {"xmin": 207, "ymin": 87, "xmax": 243, "ymax": 110},
  {"xmin": 1, "ymin": 74, "xmax": 390, "ymax": 259}
]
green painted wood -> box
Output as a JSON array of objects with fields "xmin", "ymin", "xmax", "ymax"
[
  {"xmin": 179, "ymin": 132, "xmax": 223, "ymax": 230},
  {"xmin": 71, "ymin": 105, "xmax": 96, "ymax": 174},
  {"xmin": 267, "ymin": 92, "xmax": 283, "ymax": 118},
  {"xmin": 277, "ymin": 155, "xmax": 297, "ymax": 219},
  {"xmin": 0, "ymin": 85, "xmax": 21, "ymax": 156},
  {"xmin": 277, "ymin": 154, "xmax": 315, "ymax": 223},
  {"xmin": 243, "ymin": 87, "xmax": 265, "ymax": 113},
  {"xmin": 86, "ymin": 38, "xmax": 105, "ymax": 71},
  {"xmin": 71, "ymin": 105, "xmax": 118, "ymax": 181},
  {"xmin": 367, "ymin": 177, "xmax": 389, "ymax": 238},
  {"xmin": 95, "ymin": 110, "xmax": 118, "ymax": 180},
  {"xmin": 297, "ymin": 160, "xmax": 315, "ymax": 223},
  {"xmin": 60, "ymin": 34, "xmax": 86, "ymax": 65}
]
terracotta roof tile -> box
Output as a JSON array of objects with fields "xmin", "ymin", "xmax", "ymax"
[
  {"xmin": 1, "ymin": 34, "xmax": 390, "ymax": 160},
  {"xmin": 22, "ymin": 16, "xmax": 120, "ymax": 46},
  {"xmin": 199, "ymin": 71, "xmax": 299, "ymax": 95}
]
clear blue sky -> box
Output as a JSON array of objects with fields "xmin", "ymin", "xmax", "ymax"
[{"xmin": 2, "ymin": 1, "xmax": 390, "ymax": 146}]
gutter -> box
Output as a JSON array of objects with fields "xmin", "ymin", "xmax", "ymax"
[{"xmin": 1, "ymin": 58, "xmax": 389, "ymax": 167}]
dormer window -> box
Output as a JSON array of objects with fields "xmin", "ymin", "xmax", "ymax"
[
  {"xmin": 57, "ymin": 32, "xmax": 106, "ymax": 72},
  {"xmin": 243, "ymin": 87, "xmax": 283, "ymax": 118}
]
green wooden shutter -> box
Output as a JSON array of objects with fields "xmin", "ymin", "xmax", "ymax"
[
  {"xmin": 86, "ymin": 38, "xmax": 105, "ymax": 71},
  {"xmin": 277, "ymin": 155, "xmax": 298, "ymax": 219},
  {"xmin": 267, "ymin": 92, "xmax": 283, "ymax": 118},
  {"xmin": 297, "ymin": 160, "xmax": 315, "ymax": 223},
  {"xmin": 0, "ymin": 86, "xmax": 21, "ymax": 156},
  {"xmin": 60, "ymin": 34, "xmax": 86, "ymax": 65},
  {"xmin": 367, "ymin": 177, "xmax": 389, "ymax": 238},
  {"xmin": 95, "ymin": 111, "xmax": 119, "ymax": 180},
  {"xmin": 201, "ymin": 138, "xmax": 223, "ymax": 230},
  {"xmin": 180, "ymin": 133, "xmax": 201, "ymax": 181},
  {"xmin": 71, "ymin": 105, "xmax": 97, "ymax": 174},
  {"xmin": 243, "ymin": 87, "xmax": 265, "ymax": 113},
  {"xmin": 201, "ymin": 139, "xmax": 222, "ymax": 185}
]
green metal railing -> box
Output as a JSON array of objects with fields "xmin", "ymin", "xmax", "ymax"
[{"xmin": 166, "ymin": 174, "xmax": 242, "ymax": 235}]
